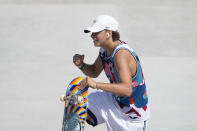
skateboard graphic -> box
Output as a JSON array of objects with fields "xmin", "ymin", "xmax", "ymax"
[{"xmin": 60, "ymin": 77, "xmax": 89, "ymax": 131}]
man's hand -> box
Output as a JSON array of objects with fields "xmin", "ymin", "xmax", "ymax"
[
  {"xmin": 79, "ymin": 77, "xmax": 97, "ymax": 90},
  {"xmin": 73, "ymin": 54, "xmax": 84, "ymax": 68}
]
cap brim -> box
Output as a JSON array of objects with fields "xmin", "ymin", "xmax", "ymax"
[
  {"xmin": 84, "ymin": 30, "xmax": 90, "ymax": 33},
  {"xmin": 84, "ymin": 26, "xmax": 104, "ymax": 33}
]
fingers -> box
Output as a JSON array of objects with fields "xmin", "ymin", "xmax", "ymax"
[
  {"xmin": 78, "ymin": 77, "xmax": 96, "ymax": 90},
  {"xmin": 73, "ymin": 54, "xmax": 84, "ymax": 59},
  {"xmin": 73, "ymin": 54, "xmax": 85, "ymax": 67},
  {"xmin": 81, "ymin": 55, "xmax": 84, "ymax": 59},
  {"xmin": 79, "ymin": 77, "xmax": 87, "ymax": 90}
]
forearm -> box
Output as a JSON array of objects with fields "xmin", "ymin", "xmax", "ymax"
[
  {"xmin": 80, "ymin": 63, "xmax": 98, "ymax": 78},
  {"xmin": 96, "ymin": 82, "xmax": 132, "ymax": 97}
]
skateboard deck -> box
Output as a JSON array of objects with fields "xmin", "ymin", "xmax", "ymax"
[{"xmin": 60, "ymin": 77, "xmax": 88, "ymax": 131}]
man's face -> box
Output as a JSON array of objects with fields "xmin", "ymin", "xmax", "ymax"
[{"xmin": 91, "ymin": 30, "xmax": 108, "ymax": 47}]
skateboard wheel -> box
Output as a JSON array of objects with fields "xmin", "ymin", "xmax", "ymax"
[
  {"xmin": 77, "ymin": 96, "xmax": 84, "ymax": 103},
  {"xmin": 60, "ymin": 95, "xmax": 66, "ymax": 102}
]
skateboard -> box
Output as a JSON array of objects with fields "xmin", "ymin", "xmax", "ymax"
[{"xmin": 60, "ymin": 77, "xmax": 89, "ymax": 131}]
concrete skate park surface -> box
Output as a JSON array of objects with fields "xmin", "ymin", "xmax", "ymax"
[{"xmin": 0, "ymin": 1, "xmax": 197, "ymax": 131}]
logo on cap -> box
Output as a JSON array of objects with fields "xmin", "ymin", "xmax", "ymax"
[{"xmin": 93, "ymin": 20, "xmax": 96, "ymax": 24}]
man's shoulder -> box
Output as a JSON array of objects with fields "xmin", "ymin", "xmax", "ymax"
[{"xmin": 116, "ymin": 43, "xmax": 133, "ymax": 51}]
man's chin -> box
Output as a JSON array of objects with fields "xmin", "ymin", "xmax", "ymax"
[
  {"xmin": 94, "ymin": 42, "xmax": 100, "ymax": 47},
  {"xmin": 94, "ymin": 45, "xmax": 100, "ymax": 47}
]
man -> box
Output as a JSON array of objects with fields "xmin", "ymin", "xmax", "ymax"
[{"xmin": 73, "ymin": 15, "xmax": 150, "ymax": 131}]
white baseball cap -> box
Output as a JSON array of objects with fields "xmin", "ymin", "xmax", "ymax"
[{"xmin": 84, "ymin": 15, "xmax": 119, "ymax": 33}]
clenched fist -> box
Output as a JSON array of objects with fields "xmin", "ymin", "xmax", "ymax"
[{"xmin": 73, "ymin": 54, "xmax": 84, "ymax": 68}]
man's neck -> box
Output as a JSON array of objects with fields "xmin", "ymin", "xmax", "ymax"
[{"xmin": 102, "ymin": 40, "xmax": 120, "ymax": 57}]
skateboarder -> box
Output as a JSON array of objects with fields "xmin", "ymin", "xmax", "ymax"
[{"xmin": 73, "ymin": 15, "xmax": 150, "ymax": 131}]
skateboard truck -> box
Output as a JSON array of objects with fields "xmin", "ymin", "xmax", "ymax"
[{"xmin": 60, "ymin": 95, "xmax": 84, "ymax": 105}]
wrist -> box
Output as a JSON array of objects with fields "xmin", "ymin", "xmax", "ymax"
[
  {"xmin": 95, "ymin": 83, "xmax": 99, "ymax": 90},
  {"xmin": 79, "ymin": 63, "xmax": 85, "ymax": 70}
]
